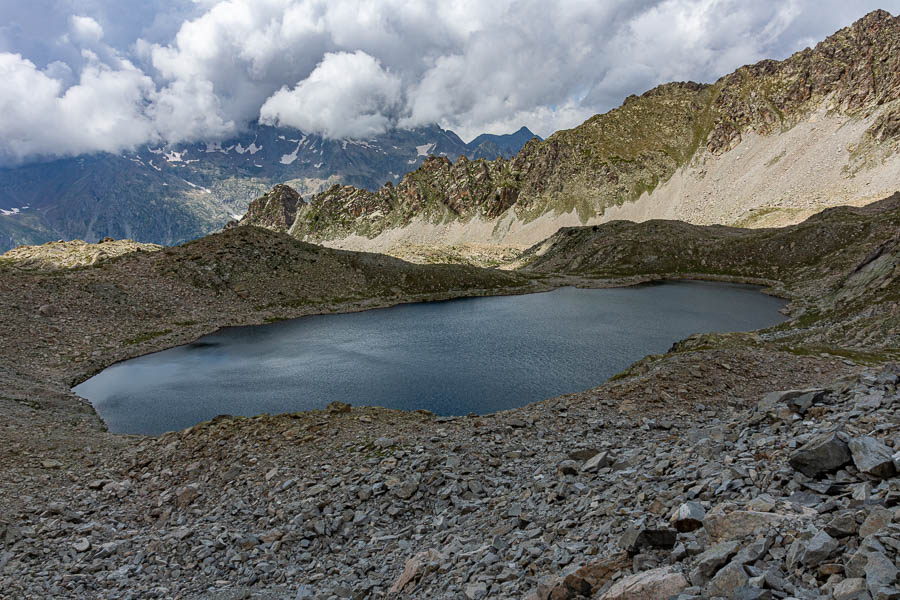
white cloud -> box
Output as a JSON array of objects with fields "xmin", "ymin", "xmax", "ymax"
[
  {"xmin": 0, "ymin": 0, "xmax": 897, "ymax": 163},
  {"xmin": 0, "ymin": 52, "xmax": 155, "ymax": 163},
  {"xmin": 260, "ymin": 51, "xmax": 402, "ymax": 138},
  {"xmin": 70, "ymin": 15, "xmax": 104, "ymax": 43},
  {"xmin": 147, "ymin": 78, "xmax": 236, "ymax": 143}
]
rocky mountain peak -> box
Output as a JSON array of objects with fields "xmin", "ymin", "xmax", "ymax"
[
  {"xmin": 233, "ymin": 183, "xmax": 302, "ymax": 233},
  {"xmin": 221, "ymin": 11, "xmax": 900, "ymax": 270}
]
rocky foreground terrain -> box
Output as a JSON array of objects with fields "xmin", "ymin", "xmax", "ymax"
[{"xmin": 0, "ymin": 190, "xmax": 897, "ymax": 598}]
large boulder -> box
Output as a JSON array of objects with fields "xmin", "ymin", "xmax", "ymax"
[
  {"xmin": 758, "ymin": 389, "xmax": 826, "ymax": 417},
  {"xmin": 670, "ymin": 502, "xmax": 706, "ymax": 533},
  {"xmin": 529, "ymin": 553, "xmax": 632, "ymax": 600},
  {"xmin": 707, "ymin": 561, "xmax": 750, "ymax": 598},
  {"xmin": 788, "ymin": 432, "xmax": 852, "ymax": 477},
  {"xmin": 787, "ymin": 529, "xmax": 839, "ymax": 568},
  {"xmin": 703, "ymin": 508, "xmax": 789, "ymax": 542},
  {"xmin": 619, "ymin": 526, "xmax": 678, "ymax": 554},
  {"xmin": 599, "ymin": 567, "xmax": 689, "ymax": 600},
  {"xmin": 849, "ymin": 436, "xmax": 897, "ymax": 479},
  {"xmin": 689, "ymin": 540, "xmax": 741, "ymax": 585}
]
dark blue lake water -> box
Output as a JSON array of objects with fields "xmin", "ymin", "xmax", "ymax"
[{"xmin": 75, "ymin": 281, "xmax": 787, "ymax": 434}]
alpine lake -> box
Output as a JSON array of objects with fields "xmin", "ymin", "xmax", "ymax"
[{"xmin": 75, "ymin": 281, "xmax": 788, "ymax": 435}]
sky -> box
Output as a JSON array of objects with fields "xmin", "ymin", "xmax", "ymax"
[{"xmin": 0, "ymin": 0, "xmax": 897, "ymax": 166}]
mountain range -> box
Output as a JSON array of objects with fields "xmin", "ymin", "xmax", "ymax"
[
  {"xmin": 0, "ymin": 124, "xmax": 540, "ymax": 252},
  {"xmin": 236, "ymin": 10, "xmax": 900, "ymax": 265}
]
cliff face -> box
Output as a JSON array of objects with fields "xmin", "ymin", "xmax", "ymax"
[
  {"xmin": 241, "ymin": 10, "xmax": 900, "ymax": 260},
  {"xmin": 230, "ymin": 184, "xmax": 302, "ymax": 233}
]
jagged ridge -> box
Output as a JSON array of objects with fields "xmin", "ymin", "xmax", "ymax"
[{"xmin": 264, "ymin": 10, "xmax": 900, "ymax": 254}]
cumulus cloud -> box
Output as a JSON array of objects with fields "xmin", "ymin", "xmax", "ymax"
[
  {"xmin": 260, "ymin": 51, "xmax": 402, "ymax": 138},
  {"xmin": 0, "ymin": 0, "xmax": 896, "ymax": 164},
  {"xmin": 0, "ymin": 52, "xmax": 155, "ymax": 164},
  {"xmin": 70, "ymin": 16, "xmax": 104, "ymax": 43}
]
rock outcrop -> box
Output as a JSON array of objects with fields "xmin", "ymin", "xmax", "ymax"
[
  {"xmin": 231, "ymin": 183, "xmax": 302, "ymax": 233},
  {"xmin": 0, "ymin": 238, "xmax": 161, "ymax": 270}
]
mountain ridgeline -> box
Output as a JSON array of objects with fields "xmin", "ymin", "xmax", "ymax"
[
  {"xmin": 0, "ymin": 124, "xmax": 540, "ymax": 252},
  {"xmin": 236, "ymin": 10, "xmax": 900, "ymax": 262}
]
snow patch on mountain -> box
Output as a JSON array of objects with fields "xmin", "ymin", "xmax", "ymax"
[
  {"xmin": 234, "ymin": 142, "xmax": 262, "ymax": 155},
  {"xmin": 204, "ymin": 142, "xmax": 235, "ymax": 154},
  {"xmin": 280, "ymin": 138, "xmax": 308, "ymax": 165},
  {"xmin": 181, "ymin": 178, "xmax": 211, "ymax": 194},
  {"xmin": 416, "ymin": 143, "xmax": 435, "ymax": 156}
]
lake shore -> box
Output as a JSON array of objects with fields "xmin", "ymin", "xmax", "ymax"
[{"xmin": 0, "ymin": 210, "xmax": 896, "ymax": 597}]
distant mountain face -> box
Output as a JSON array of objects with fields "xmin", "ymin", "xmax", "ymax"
[
  {"xmin": 469, "ymin": 127, "xmax": 541, "ymax": 159},
  {"xmin": 0, "ymin": 123, "xmax": 538, "ymax": 251},
  {"xmin": 243, "ymin": 10, "xmax": 900, "ymax": 264}
]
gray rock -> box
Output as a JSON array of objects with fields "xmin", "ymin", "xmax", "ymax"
[
  {"xmin": 773, "ymin": 389, "xmax": 826, "ymax": 414},
  {"xmin": 392, "ymin": 480, "xmax": 418, "ymax": 500},
  {"xmin": 707, "ymin": 561, "xmax": 749, "ymax": 598},
  {"xmin": 690, "ymin": 540, "xmax": 741, "ymax": 585},
  {"xmin": 788, "ymin": 529, "xmax": 839, "ymax": 567},
  {"xmin": 581, "ymin": 451, "xmax": 611, "ymax": 473},
  {"xmin": 872, "ymin": 588, "xmax": 900, "ymax": 600},
  {"xmin": 465, "ymin": 582, "xmax": 488, "ymax": 600},
  {"xmin": 860, "ymin": 507, "xmax": 894, "ymax": 538},
  {"xmin": 849, "ymin": 436, "xmax": 898, "ymax": 479},
  {"xmin": 832, "ymin": 578, "xmax": 868, "ymax": 600},
  {"xmin": 732, "ymin": 538, "xmax": 771, "ymax": 566},
  {"xmin": 825, "ymin": 511, "xmax": 859, "ymax": 538},
  {"xmin": 671, "ymin": 502, "xmax": 706, "ymax": 533},
  {"xmin": 568, "ymin": 448, "xmax": 600, "ymax": 461},
  {"xmin": 557, "ymin": 460, "xmax": 579, "ymax": 476},
  {"xmin": 865, "ymin": 552, "xmax": 899, "ymax": 597},
  {"xmin": 620, "ymin": 526, "xmax": 678, "ymax": 554},
  {"xmin": 733, "ymin": 586, "xmax": 774, "ymax": 600},
  {"xmin": 804, "ymin": 529, "xmax": 840, "ymax": 565},
  {"xmin": 789, "ymin": 432, "xmax": 852, "ymax": 478}
]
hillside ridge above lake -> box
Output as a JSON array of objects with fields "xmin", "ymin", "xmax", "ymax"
[{"xmin": 237, "ymin": 10, "xmax": 900, "ymax": 265}]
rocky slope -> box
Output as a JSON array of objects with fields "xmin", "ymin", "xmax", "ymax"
[
  {"xmin": 246, "ymin": 10, "xmax": 900, "ymax": 264},
  {"xmin": 0, "ymin": 238, "xmax": 161, "ymax": 271},
  {"xmin": 0, "ymin": 193, "xmax": 897, "ymax": 597},
  {"xmin": 0, "ymin": 124, "xmax": 539, "ymax": 252}
]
